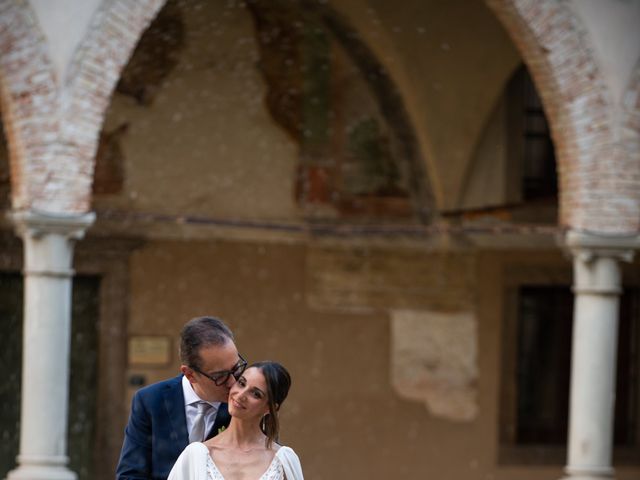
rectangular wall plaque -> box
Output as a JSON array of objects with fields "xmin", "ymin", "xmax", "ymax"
[{"xmin": 128, "ymin": 336, "xmax": 172, "ymax": 366}]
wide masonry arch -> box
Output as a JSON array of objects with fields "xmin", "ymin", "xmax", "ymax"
[
  {"xmin": 0, "ymin": 0, "xmax": 637, "ymax": 228},
  {"xmin": 486, "ymin": 0, "xmax": 640, "ymax": 235}
]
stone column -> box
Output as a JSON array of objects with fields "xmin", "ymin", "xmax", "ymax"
[
  {"xmin": 6, "ymin": 210, "xmax": 95, "ymax": 480},
  {"xmin": 562, "ymin": 231, "xmax": 638, "ymax": 480}
]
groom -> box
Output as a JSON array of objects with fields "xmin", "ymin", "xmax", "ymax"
[{"xmin": 116, "ymin": 316, "xmax": 247, "ymax": 480}]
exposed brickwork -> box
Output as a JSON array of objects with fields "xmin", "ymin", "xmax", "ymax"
[
  {"xmin": 486, "ymin": 0, "xmax": 640, "ymax": 234},
  {"xmin": 54, "ymin": 0, "xmax": 167, "ymax": 213},
  {"xmin": 0, "ymin": 0, "xmax": 166, "ymax": 215},
  {"xmin": 620, "ymin": 60, "xmax": 640, "ymax": 225},
  {"xmin": 0, "ymin": 0, "xmax": 58, "ymax": 211}
]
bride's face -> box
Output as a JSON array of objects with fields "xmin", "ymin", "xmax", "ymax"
[{"xmin": 228, "ymin": 367, "xmax": 269, "ymax": 419}]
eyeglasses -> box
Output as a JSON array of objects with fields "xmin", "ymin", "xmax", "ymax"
[{"xmin": 192, "ymin": 354, "xmax": 248, "ymax": 386}]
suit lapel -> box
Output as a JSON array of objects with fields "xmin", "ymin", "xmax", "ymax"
[
  {"xmin": 163, "ymin": 376, "xmax": 189, "ymax": 448},
  {"xmin": 207, "ymin": 403, "xmax": 231, "ymax": 439}
]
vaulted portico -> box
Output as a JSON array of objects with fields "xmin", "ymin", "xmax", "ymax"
[{"xmin": 0, "ymin": 1, "xmax": 638, "ymax": 480}]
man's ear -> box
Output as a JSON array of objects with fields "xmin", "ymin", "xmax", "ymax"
[{"xmin": 181, "ymin": 365, "xmax": 197, "ymax": 383}]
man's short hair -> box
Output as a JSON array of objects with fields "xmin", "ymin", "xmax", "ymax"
[{"xmin": 179, "ymin": 316, "xmax": 234, "ymax": 369}]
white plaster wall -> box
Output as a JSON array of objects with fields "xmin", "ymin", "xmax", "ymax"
[
  {"xmin": 29, "ymin": 0, "xmax": 103, "ymax": 83},
  {"xmin": 571, "ymin": 0, "xmax": 640, "ymax": 103}
]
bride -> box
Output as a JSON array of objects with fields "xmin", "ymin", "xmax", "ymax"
[{"xmin": 168, "ymin": 361, "xmax": 303, "ymax": 480}]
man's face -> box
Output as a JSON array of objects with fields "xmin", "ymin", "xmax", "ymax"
[{"xmin": 181, "ymin": 341, "xmax": 241, "ymax": 402}]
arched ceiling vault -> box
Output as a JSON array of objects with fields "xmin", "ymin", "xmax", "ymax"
[{"xmin": 328, "ymin": 0, "xmax": 522, "ymax": 212}]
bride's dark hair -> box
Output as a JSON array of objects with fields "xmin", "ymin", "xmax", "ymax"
[{"xmin": 251, "ymin": 361, "xmax": 291, "ymax": 448}]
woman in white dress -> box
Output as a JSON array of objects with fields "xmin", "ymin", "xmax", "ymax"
[{"xmin": 168, "ymin": 361, "xmax": 303, "ymax": 480}]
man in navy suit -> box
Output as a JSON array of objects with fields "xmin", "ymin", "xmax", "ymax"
[{"xmin": 116, "ymin": 316, "xmax": 247, "ymax": 480}]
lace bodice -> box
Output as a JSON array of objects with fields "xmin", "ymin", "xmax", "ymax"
[
  {"xmin": 206, "ymin": 449, "xmax": 283, "ymax": 480},
  {"xmin": 169, "ymin": 442, "xmax": 302, "ymax": 480}
]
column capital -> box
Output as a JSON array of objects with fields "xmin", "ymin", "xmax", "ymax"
[
  {"xmin": 559, "ymin": 229, "xmax": 640, "ymax": 263},
  {"xmin": 560, "ymin": 230, "xmax": 640, "ymax": 296},
  {"xmin": 8, "ymin": 209, "xmax": 95, "ymax": 278},
  {"xmin": 9, "ymin": 209, "xmax": 95, "ymax": 240}
]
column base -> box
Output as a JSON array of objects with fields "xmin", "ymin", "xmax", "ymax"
[
  {"xmin": 6, "ymin": 466, "xmax": 77, "ymax": 480},
  {"xmin": 561, "ymin": 476, "xmax": 614, "ymax": 480},
  {"xmin": 561, "ymin": 465, "xmax": 615, "ymax": 480}
]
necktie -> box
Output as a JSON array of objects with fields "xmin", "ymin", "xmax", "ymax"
[{"xmin": 189, "ymin": 402, "xmax": 212, "ymax": 443}]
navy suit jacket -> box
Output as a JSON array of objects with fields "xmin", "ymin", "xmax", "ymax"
[{"xmin": 116, "ymin": 375, "xmax": 231, "ymax": 480}]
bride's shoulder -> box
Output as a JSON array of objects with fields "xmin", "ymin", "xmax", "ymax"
[
  {"xmin": 171, "ymin": 442, "xmax": 210, "ymax": 475},
  {"xmin": 186, "ymin": 442, "xmax": 209, "ymax": 450},
  {"xmin": 183, "ymin": 442, "xmax": 210, "ymax": 458},
  {"xmin": 274, "ymin": 445, "xmax": 299, "ymax": 458}
]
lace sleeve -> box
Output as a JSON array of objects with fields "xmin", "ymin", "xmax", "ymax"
[{"xmin": 276, "ymin": 446, "xmax": 304, "ymax": 480}]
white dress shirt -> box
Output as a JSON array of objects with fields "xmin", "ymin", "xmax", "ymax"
[{"xmin": 182, "ymin": 375, "xmax": 221, "ymax": 439}]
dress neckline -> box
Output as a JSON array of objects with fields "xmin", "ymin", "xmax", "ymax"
[{"xmin": 201, "ymin": 443, "xmax": 280, "ymax": 480}]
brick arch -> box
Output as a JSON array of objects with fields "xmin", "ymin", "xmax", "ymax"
[
  {"xmin": 486, "ymin": 0, "xmax": 640, "ymax": 234},
  {"xmin": 0, "ymin": 0, "xmax": 166, "ymax": 215},
  {"xmin": 621, "ymin": 60, "xmax": 640, "ymax": 213},
  {"xmin": 59, "ymin": 0, "xmax": 167, "ymax": 213},
  {"xmin": 0, "ymin": 0, "xmax": 58, "ymax": 212}
]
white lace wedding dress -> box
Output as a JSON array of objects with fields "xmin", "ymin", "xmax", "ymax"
[{"xmin": 168, "ymin": 442, "xmax": 304, "ymax": 480}]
